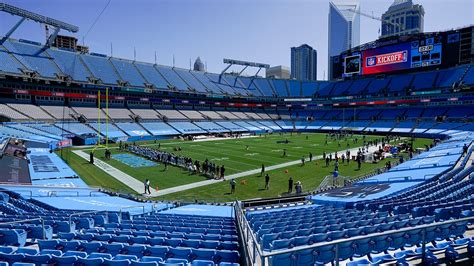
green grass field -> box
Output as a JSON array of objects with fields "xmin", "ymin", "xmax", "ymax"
[{"xmin": 59, "ymin": 133, "xmax": 432, "ymax": 202}]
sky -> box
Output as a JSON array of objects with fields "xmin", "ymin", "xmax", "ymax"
[{"xmin": 0, "ymin": 0, "xmax": 472, "ymax": 80}]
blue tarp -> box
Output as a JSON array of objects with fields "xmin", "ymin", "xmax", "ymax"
[
  {"xmin": 160, "ymin": 204, "xmax": 235, "ymax": 218},
  {"xmin": 27, "ymin": 148, "xmax": 78, "ymax": 180}
]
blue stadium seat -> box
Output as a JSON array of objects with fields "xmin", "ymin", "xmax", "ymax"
[
  {"xmin": 191, "ymin": 259, "xmax": 215, "ymax": 266},
  {"xmin": 0, "ymin": 229, "xmax": 27, "ymax": 246},
  {"xmin": 214, "ymin": 250, "xmax": 239, "ymax": 264}
]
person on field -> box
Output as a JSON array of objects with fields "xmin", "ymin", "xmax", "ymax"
[
  {"xmin": 230, "ymin": 179, "xmax": 236, "ymax": 194},
  {"xmin": 265, "ymin": 174, "xmax": 270, "ymax": 190},
  {"xmin": 144, "ymin": 179, "xmax": 151, "ymax": 194},
  {"xmin": 288, "ymin": 177, "xmax": 294, "ymax": 193},
  {"xmin": 261, "ymin": 164, "xmax": 265, "ymax": 176},
  {"xmin": 90, "ymin": 151, "xmax": 94, "ymax": 164}
]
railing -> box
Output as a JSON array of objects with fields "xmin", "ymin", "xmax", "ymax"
[
  {"xmin": 0, "ymin": 190, "xmax": 32, "ymax": 198},
  {"xmin": 68, "ymin": 210, "xmax": 108, "ymax": 232},
  {"xmin": 0, "ymin": 218, "xmax": 46, "ymax": 240},
  {"xmin": 119, "ymin": 205, "xmax": 146, "ymax": 222},
  {"xmin": 237, "ymin": 203, "xmax": 474, "ymax": 266}
]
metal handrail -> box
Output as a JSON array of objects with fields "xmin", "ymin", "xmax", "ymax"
[
  {"xmin": 47, "ymin": 190, "xmax": 80, "ymax": 197},
  {"xmin": 0, "ymin": 190, "xmax": 33, "ymax": 198},
  {"xmin": 253, "ymin": 215, "xmax": 474, "ymax": 266},
  {"xmin": 119, "ymin": 205, "xmax": 146, "ymax": 222},
  {"xmin": 0, "ymin": 218, "xmax": 46, "ymax": 239},
  {"xmin": 68, "ymin": 210, "xmax": 108, "ymax": 232}
]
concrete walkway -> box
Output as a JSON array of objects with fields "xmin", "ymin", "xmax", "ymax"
[
  {"xmin": 73, "ymin": 141, "xmax": 381, "ymax": 197},
  {"xmin": 72, "ymin": 150, "xmax": 146, "ymax": 194}
]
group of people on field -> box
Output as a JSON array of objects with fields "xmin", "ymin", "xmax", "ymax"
[{"xmin": 123, "ymin": 144, "xmax": 226, "ymax": 180}]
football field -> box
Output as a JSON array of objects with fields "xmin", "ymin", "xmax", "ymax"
[{"xmin": 61, "ymin": 133, "xmax": 432, "ymax": 201}]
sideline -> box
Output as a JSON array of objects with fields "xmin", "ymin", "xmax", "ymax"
[{"xmin": 73, "ymin": 142, "xmax": 381, "ymax": 197}]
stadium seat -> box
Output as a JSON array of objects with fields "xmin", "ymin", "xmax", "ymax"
[
  {"xmin": 0, "ymin": 229, "xmax": 27, "ymax": 246},
  {"xmin": 191, "ymin": 260, "xmax": 215, "ymax": 266}
]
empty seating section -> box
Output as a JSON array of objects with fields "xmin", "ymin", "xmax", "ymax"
[
  {"xmin": 134, "ymin": 62, "xmax": 169, "ymax": 89},
  {"xmin": 388, "ymin": 74, "xmax": 413, "ymax": 93},
  {"xmin": 0, "ymin": 189, "xmax": 240, "ymax": 265},
  {"xmin": 236, "ymin": 77, "xmax": 264, "ymax": 97},
  {"xmin": 366, "ymin": 78, "xmax": 389, "ymax": 94},
  {"xmin": 287, "ymin": 80, "xmax": 301, "ymax": 97},
  {"xmin": 252, "ymin": 78, "xmax": 275, "ymax": 97},
  {"xmin": 0, "ymin": 125, "xmax": 59, "ymax": 142},
  {"xmin": 194, "ymin": 122, "xmax": 228, "ymax": 133},
  {"xmin": 301, "ymin": 81, "xmax": 317, "ymax": 97},
  {"xmin": 190, "ymin": 72, "xmax": 222, "ymax": 94},
  {"xmin": 47, "ymin": 48, "xmax": 91, "ymax": 82},
  {"xmin": 156, "ymin": 109, "xmax": 187, "ymax": 120},
  {"xmin": 41, "ymin": 106, "xmax": 74, "ymax": 120},
  {"xmin": 7, "ymin": 104, "xmax": 53, "ymax": 120},
  {"xmin": 331, "ymin": 80, "xmax": 352, "ymax": 96},
  {"xmin": 156, "ymin": 66, "xmax": 189, "ymax": 91},
  {"xmin": 199, "ymin": 111, "xmax": 223, "ymax": 120},
  {"xmin": 0, "ymin": 37, "xmax": 472, "ymax": 100},
  {"xmin": 80, "ymin": 54, "xmax": 120, "ymax": 85},
  {"xmin": 26, "ymin": 123, "xmax": 66, "ymax": 136},
  {"xmin": 110, "ymin": 58, "xmax": 146, "ymax": 87},
  {"xmin": 106, "ymin": 108, "xmax": 133, "ymax": 120},
  {"xmin": 243, "ymin": 112, "xmax": 262, "ymax": 120},
  {"xmin": 130, "ymin": 109, "xmax": 160, "ymax": 120},
  {"xmin": 3, "ymin": 40, "xmax": 60, "ymax": 78},
  {"xmin": 411, "ymin": 71, "xmax": 438, "ymax": 91},
  {"xmin": 55, "ymin": 123, "xmax": 96, "ymax": 135},
  {"xmin": 140, "ymin": 122, "xmax": 180, "ymax": 136},
  {"xmin": 115, "ymin": 123, "xmax": 149, "ymax": 136},
  {"xmin": 0, "ymin": 46, "xmax": 25, "ymax": 74},
  {"xmin": 269, "ymin": 79, "xmax": 288, "ymax": 97},
  {"xmin": 174, "ymin": 69, "xmax": 208, "ymax": 93},
  {"xmin": 347, "ymin": 79, "xmax": 370, "ymax": 95},
  {"xmin": 380, "ymin": 109, "xmax": 405, "ymax": 120},
  {"xmin": 222, "ymin": 75, "xmax": 249, "ymax": 96},
  {"xmin": 168, "ymin": 122, "xmax": 206, "ymax": 134},
  {"xmin": 357, "ymin": 109, "xmax": 380, "ymax": 120},
  {"xmin": 218, "ymin": 112, "xmax": 239, "ymax": 120},
  {"xmin": 0, "ymin": 104, "xmax": 29, "ymax": 120},
  {"xmin": 445, "ymin": 106, "xmax": 473, "ymax": 118},
  {"xmin": 180, "ymin": 110, "xmax": 205, "ymax": 120},
  {"xmin": 435, "ymin": 66, "xmax": 467, "ymax": 88},
  {"xmin": 205, "ymin": 73, "xmax": 236, "ymax": 95},
  {"xmin": 214, "ymin": 122, "xmax": 247, "ymax": 132},
  {"xmin": 88, "ymin": 123, "xmax": 127, "ymax": 138},
  {"xmin": 464, "ymin": 66, "xmax": 474, "ymax": 85},
  {"xmin": 229, "ymin": 112, "xmax": 248, "ymax": 120},
  {"xmin": 5, "ymin": 124, "xmax": 62, "ymax": 140},
  {"xmin": 72, "ymin": 107, "xmax": 107, "ymax": 120},
  {"xmin": 317, "ymin": 82, "xmax": 334, "ymax": 97}
]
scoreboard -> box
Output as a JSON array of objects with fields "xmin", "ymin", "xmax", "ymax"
[
  {"xmin": 410, "ymin": 37, "xmax": 442, "ymax": 68},
  {"xmin": 333, "ymin": 27, "xmax": 470, "ymax": 80}
]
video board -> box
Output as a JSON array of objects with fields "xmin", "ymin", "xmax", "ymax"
[{"xmin": 342, "ymin": 37, "xmax": 443, "ymax": 76}]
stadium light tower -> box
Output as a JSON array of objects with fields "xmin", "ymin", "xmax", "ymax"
[
  {"xmin": 220, "ymin": 58, "xmax": 270, "ymax": 85},
  {"xmin": 0, "ymin": 2, "xmax": 79, "ymax": 46}
]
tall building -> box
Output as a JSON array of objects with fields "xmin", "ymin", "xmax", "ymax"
[
  {"xmin": 193, "ymin": 57, "xmax": 205, "ymax": 72},
  {"xmin": 328, "ymin": 1, "xmax": 360, "ymax": 79},
  {"xmin": 266, "ymin": 65, "xmax": 290, "ymax": 79},
  {"xmin": 381, "ymin": 0, "xmax": 425, "ymax": 38},
  {"xmin": 290, "ymin": 44, "xmax": 317, "ymax": 81}
]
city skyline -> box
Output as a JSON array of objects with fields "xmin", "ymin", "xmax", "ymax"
[{"xmin": 0, "ymin": 0, "xmax": 471, "ymax": 80}]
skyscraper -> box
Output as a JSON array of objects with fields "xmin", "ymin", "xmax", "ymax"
[
  {"xmin": 193, "ymin": 57, "xmax": 205, "ymax": 72},
  {"xmin": 328, "ymin": 1, "xmax": 360, "ymax": 79},
  {"xmin": 266, "ymin": 65, "xmax": 290, "ymax": 79},
  {"xmin": 291, "ymin": 44, "xmax": 317, "ymax": 81},
  {"xmin": 381, "ymin": 0, "xmax": 424, "ymax": 38}
]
